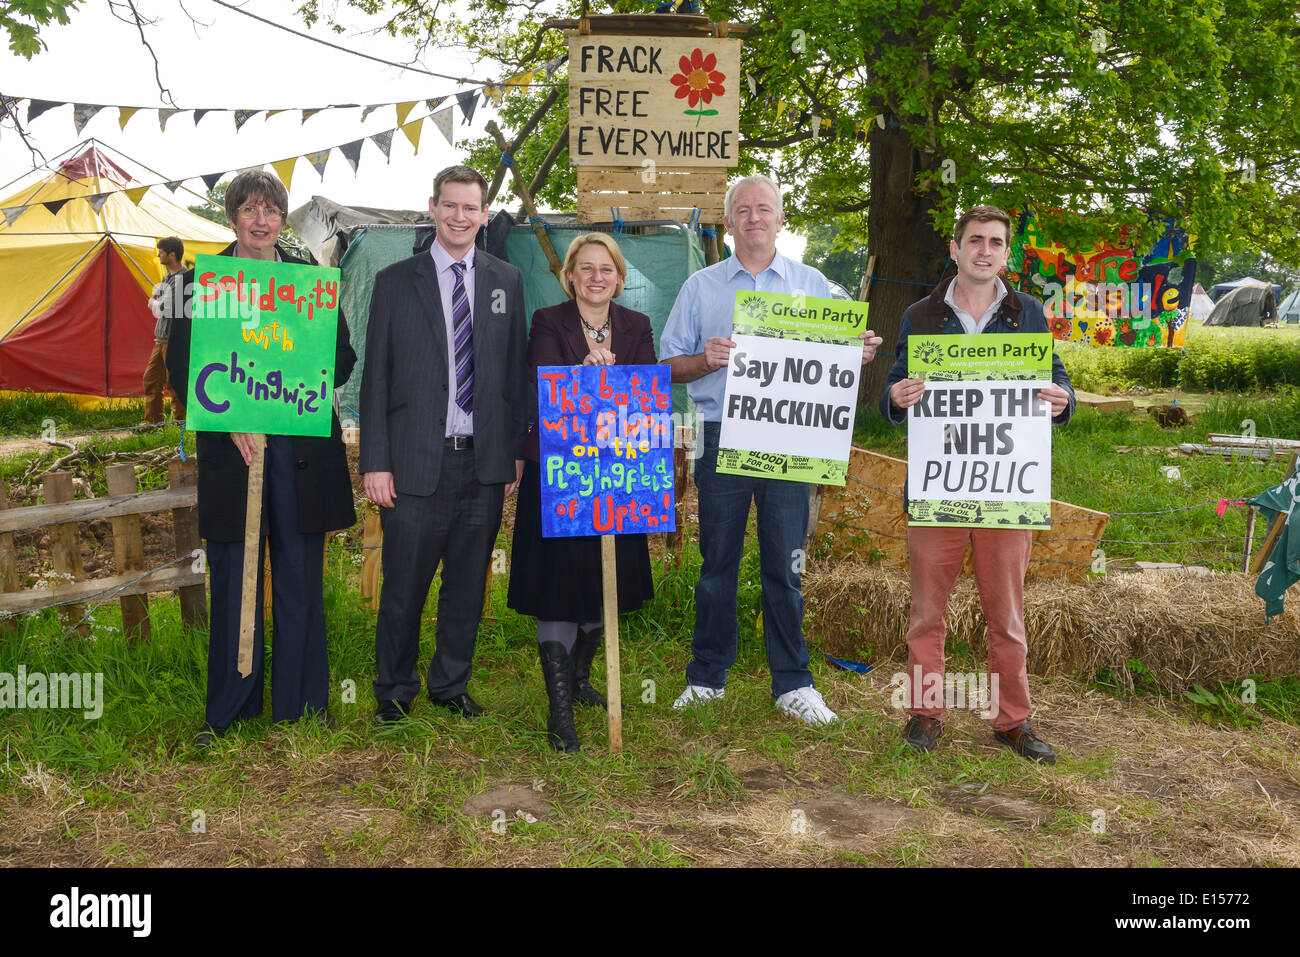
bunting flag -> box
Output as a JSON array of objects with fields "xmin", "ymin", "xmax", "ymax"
[
  {"xmin": 43, "ymin": 198, "xmax": 72, "ymax": 216},
  {"xmin": 201, "ymin": 171, "xmax": 222, "ymax": 191},
  {"xmin": 118, "ymin": 107, "xmax": 140, "ymax": 131},
  {"xmin": 361, "ymin": 104, "xmax": 381, "ymax": 122},
  {"xmin": 425, "ymin": 96, "xmax": 446, "ymax": 111},
  {"xmin": 158, "ymin": 108, "xmax": 180, "ymax": 132},
  {"xmin": 540, "ymin": 55, "xmax": 565, "ymax": 77},
  {"xmin": 72, "ymin": 103, "xmax": 104, "ymax": 135},
  {"xmin": 370, "ymin": 129, "xmax": 394, "ymax": 161},
  {"xmin": 2, "ymin": 205, "xmax": 27, "ymax": 226},
  {"xmin": 265, "ymin": 109, "xmax": 287, "ymax": 120},
  {"xmin": 399, "ymin": 118, "xmax": 423, "ymax": 153},
  {"xmin": 234, "ymin": 109, "xmax": 258, "ymax": 130},
  {"xmin": 27, "ymin": 98, "xmax": 60, "ymax": 123},
  {"xmin": 395, "ymin": 100, "xmax": 416, "ymax": 126},
  {"xmin": 304, "ymin": 149, "xmax": 330, "ymax": 177},
  {"xmin": 746, "ymin": 73, "xmax": 756, "ymax": 95},
  {"xmin": 431, "ymin": 106, "xmax": 454, "ymax": 146},
  {"xmin": 338, "ymin": 139, "xmax": 364, "ymax": 173},
  {"xmin": 87, "ymin": 193, "xmax": 111, "ymax": 214},
  {"xmin": 193, "ymin": 109, "xmax": 211, "ymax": 125},
  {"xmin": 482, "ymin": 85, "xmax": 505, "ymax": 107},
  {"xmin": 456, "ymin": 90, "xmax": 478, "ymax": 125},
  {"xmin": 505, "ymin": 71, "xmax": 533, "ymax": 92},
  {"xmin": 271, "ymin": 156, "xmax": 297, "ymax": 191},
  {"xmin": 301, "ymin": 108, "xmax": 322, "ymax": 124},
  {"xmin": 122, "ymin": 185, "xmax": 148, "ymax": 207},
  {"xmin": 775, "ymin": 100, "xmax": 789, "ymax": 120},
  {"xmin": 164, "ymin": 180, "xmax": 182, "ymax": 193},
  {"xmin": 0, "ymin": 94, "xmax": 19, "ymax": 121}
]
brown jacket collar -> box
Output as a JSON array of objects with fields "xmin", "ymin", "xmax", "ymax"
[{"xmin": 911, "ymin": 274, "xmax": 1023, "ymax": 335}]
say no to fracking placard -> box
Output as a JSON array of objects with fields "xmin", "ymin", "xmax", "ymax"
[{"xmin": 717, "ymin": 290, "xmax": 868, "ymax": 485}]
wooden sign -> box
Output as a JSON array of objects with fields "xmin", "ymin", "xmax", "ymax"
[{"xmin": 568, "ymin": 35, "xmax": 741, "ymax": 168}]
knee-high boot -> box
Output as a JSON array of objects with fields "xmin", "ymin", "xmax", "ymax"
[
  {"xmin": 538, "ymin": 641, "xmax": 580, "ymax": 753},
  {"xmin": 572, "ymin": 626, "xmax": 608, "ymax": 709}
]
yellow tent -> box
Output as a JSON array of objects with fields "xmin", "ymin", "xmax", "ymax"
[{"xmin": 0, "ymin": 141, "xmax": 233, "ymax": 397}]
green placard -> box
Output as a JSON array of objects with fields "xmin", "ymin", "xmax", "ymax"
[
  {"xmin": 907, "ymin": 333, "xmax": 1052, "ymax": 381},
  {"xmin": 186, "ymin": 255, "xmax": 340, "ymax": 437},
  {"xmin": 906, "ymin": 332, "xmax": 1053, "ymax": 528},
  {"xmin": 717, "ymin": 290, "xmax": 868, "ymax": 484}
]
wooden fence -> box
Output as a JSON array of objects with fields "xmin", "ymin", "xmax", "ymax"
[{"xmin": 0, "ymin": 461, "xmax": 207, "ymax": 638}]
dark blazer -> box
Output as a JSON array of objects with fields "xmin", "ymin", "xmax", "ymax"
[
  {"xmin": 166, "ymin": 242, "xmax": 358, "ymax": 542},
  {"xmin": 880, "ymin": 276, "xmax": 1076, "ymax": 426},
  {"xmin": 521, "ymin": 299, "xmax": 657, "ymax": 463},
  {"xmin": 359, "ymin": 247, "xmax": 528, "ymax": 494}
]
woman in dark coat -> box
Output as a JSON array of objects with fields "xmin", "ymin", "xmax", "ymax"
[
  {"xmin": 166, "ymin": 169, "xmax": 356, "ymax": 747},
  {"xmin": 508, "ymin": 233, "xmax": 655, "ymax": 752}
]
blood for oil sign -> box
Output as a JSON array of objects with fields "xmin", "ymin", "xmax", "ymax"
[{"xmin": 568, "ymin": 35, "xmax": 741, "ymax": 167}]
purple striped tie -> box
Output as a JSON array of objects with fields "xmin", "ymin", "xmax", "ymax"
[{"xmin": 450, "ymin": 260, "xmax": 473, "ymax": 414}]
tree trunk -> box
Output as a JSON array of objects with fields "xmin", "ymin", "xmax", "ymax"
[{"xmin": 858, "ymin": 122, "xmax": 951, "ymax": 411}]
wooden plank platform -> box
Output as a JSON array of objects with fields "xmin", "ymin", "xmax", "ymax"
[{"xmin": 1074, "ymin": 390, "xmax": 1134, "ymax": 413}]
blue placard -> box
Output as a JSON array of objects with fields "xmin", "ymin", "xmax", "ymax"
[{"xmin": 538, "ymin": 364, "xmax": 677, "ymax": 538}]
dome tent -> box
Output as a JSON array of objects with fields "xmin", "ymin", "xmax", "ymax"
[{"xmin": 0, "ymin": 141, "xmax": 233, "ymax": 397}]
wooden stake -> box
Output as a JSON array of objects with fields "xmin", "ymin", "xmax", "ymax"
[
  {"xmin": 42, "ymin": 471, "xmax": 88, "ymax": 636},
  {"xmin": 106, "ymin": 463, "xmax": 150, "ymax": 643},
  {"xmin": 237, "ymin": 444, "xmax": 265, "ymax": 677},
  {"xmin": 1241, "ymin": 506, "xmax": 1257, "ymax": 574},
  {"xmin": 485, "ymin": 120, "xmax": 567, "ymax": 287},
  {"xmin": 601, "ymin": 534, "xmax": 623, "ymax": 753},
  {"xmin": 360, "ymin": 511, "xmax": 383, "ymax": 611},
  {"xmin": 0, "ymin": 481, "xmax": 18, "ymax": 639},
  {"xmin": 168, "ymin": 460, "xmax": 206, "ymax": 627}
]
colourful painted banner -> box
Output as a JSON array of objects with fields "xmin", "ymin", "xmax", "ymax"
[
  {"xmin": 538, "ymin": 364, "xmax": 676, "ymax": 538},
  {"xmin": 906, "ymin": 333, "xmax": 1054, "ymax": 528},
  {"xmin": 186, "ymin": 255, "xmax": 340, "ymax": 437},
  {"xmin": 717, "ymin": 290, "xmax": 869, "ymax": 485},
  {"xmin": 1007, "ymin": 208, "xmax": 1195, "ymax": 348}
]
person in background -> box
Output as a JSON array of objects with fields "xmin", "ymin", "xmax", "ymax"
[
  {"xmin": 508, "ymin": 233, "xmax": 656, "ymax": 752},
  {"xmin": 142, "ymin": 236, "xmax": 186, "ymax": 426},
  {"xmin": 166, "ymin": 170, "xmax": 357, "ymax": 748}
]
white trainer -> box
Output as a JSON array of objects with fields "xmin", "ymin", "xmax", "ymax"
[
  {"xmin": 672, "ymin": 684, "xmax": 725, "ymax": 709},
  {"xmin": 775, "ymin": 686, "xmax": 839, "ymax": 726}
]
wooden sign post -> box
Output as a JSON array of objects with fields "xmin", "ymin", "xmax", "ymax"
[
  {"xmin": 600, "ymin": 535, "xmax": 624, "ymax": 752},
  {"xmin": 237, "ymin": 443, "xmax": 265, "ymax": 677}
]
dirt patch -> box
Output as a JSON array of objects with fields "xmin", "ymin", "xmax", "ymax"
[
  {"xmin": 940, "ymin": 786, "xmax": 1055, "ymax": 826},
  {"xmin": 461, "ymin": 783, "xmax": 551, "ymax": 821},
  {"xmin": 797, "ymin": 794, "xmax": 918, "ymax": 840}
]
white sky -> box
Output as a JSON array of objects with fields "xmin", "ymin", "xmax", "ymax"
[{"xmin": 0, "ymin": 0, "xmax": 806, "ymax": 258}]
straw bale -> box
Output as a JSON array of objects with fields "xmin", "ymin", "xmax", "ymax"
[{"xmin": 805, "ymin": 562, "xmax": 1300, "ymax": 692}]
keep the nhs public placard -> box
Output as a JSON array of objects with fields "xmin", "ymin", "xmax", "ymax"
[
  {"xmin": 186, "ymin": 254, "xmax": 340, "ymax": 437},
  {"xmin": 537, "ymin": 364, "xmax": 676, "ymax": 538}
]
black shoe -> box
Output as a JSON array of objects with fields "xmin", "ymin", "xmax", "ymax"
[
  {"xmin": 374, "ymin": 699, "xmax": 411, "ymax": 725},
  {"xmin": 994, "ymin": 722, "xmax": 1057, "ymax": 764},
  {"xmin": 902, "ymin": 714, "xmax": 943, "ymax": 753},
  {"xmin": 431, "ymin": 691, "xmax": 483, "ymax": 718},
  {"xmin": 538, "ymin": 641, "xmax": 580, "ymax": 753},
  {"xmin": 195, "ymin": 725, "xmax": 227, "ymax": 749},
  {"xmin": 572, "ymin": 627, "xmax": 608, "ymax": 709}
]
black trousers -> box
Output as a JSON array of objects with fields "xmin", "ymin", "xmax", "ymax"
[
  {"xmin": 372, "ymin": 446, "xmax": 504, "ymax": 703},
  {"xmin": 205, "ymin": 436, "xmax": 328, "ymax": 729}
]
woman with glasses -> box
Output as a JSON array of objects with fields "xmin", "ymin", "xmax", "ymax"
[
  {"xmin": 167, "ymin": 169, "xmax": 357, "ymax": 748},
  {"xmin": 507, "ymin": 233, "xmax": 656, "ymax": 752}
]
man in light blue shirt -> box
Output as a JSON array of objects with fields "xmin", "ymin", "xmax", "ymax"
[{"xmin": 660, "ymin": 174, "xmax": 882, "ymax": 726}]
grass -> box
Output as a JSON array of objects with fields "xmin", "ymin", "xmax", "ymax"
[
  {"xmin": 0, "ymin": 393, "xmax": 148, "ymax": 438},
  {"xmin": 1, "ymin": 389, "xmax": 1299, "ymax": 866}
]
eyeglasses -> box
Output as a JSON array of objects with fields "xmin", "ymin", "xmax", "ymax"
[{"xmin": 236, "ymin": 204, "xmax": 284, "ymax": 221}]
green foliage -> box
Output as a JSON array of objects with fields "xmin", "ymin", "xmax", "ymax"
[
  {"xmin": 0, "ymin": 393, "xmax": 142, "ymax": 437},
  {"xmin": 1059, "ymin": 325, "xmax": 1300, "ymax": 392},
  {"xmin": 801, "ymin": 220, "xmax": 869, "ymax": 291},
  {"xmin": 1, "ymin": 0, "xmax": 78, "ymax": 59}
]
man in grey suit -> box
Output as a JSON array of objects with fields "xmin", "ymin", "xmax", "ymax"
[{"xmin": 361, "ymin": 165, "xmax": 528, "ymax": 724}]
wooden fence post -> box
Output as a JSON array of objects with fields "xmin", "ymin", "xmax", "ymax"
[
  {"xmin": 0, "ymin": 483, "xmax": 18, "ymax": 638},
  {"xmin": 168, "ymin": 460, "xmax": 207, "ymax": 627},
  {"xmin": 106, "ymin": 464, "xmax": 150, "ymax": 643},
  {"xmin": 42, "ymin": 471, "xmax": 89, "ymax": 636}
]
